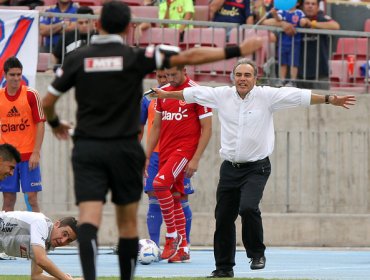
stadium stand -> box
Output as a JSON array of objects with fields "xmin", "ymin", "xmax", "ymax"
[
  {"xmin": 91, "ymin": 5, "xmax": 102, "ymax": 14},
  {"xmin": 332, "ymin": 37, "xmax": 369, "ymax": 60},
  {"xmin": 35, "ymin": 5, "xmax": 49, "ymax": 11},
  {"xmin": 329, "ymin": 60, "xmax": 349, "ymax": 87},
  {"xmin": 364, "ymin": 19, "xmax": 370, "ymax": 32},
  {"xmin": 193, "ymin": 5, "xmax": 209, "ymax": 22},
  {"xmin": 0, "ymin": 5, "xmax": 29, "ymax": 9},
  {"xmin": 228, "ymin": 27, "xmax": 243, "ymax": 45},
  {"xmin": 72, "ymin": 0, "xmax": 101, "ymax": 6},
  {"xmin": 180, "ymin": 27, "xmax": 226, "ymax": 50},
  {"xmin": 130, "ymin": 5, "xmax": 158, "ymax": 19},
  {"xmin": 195, "ymin": 0, "xmax": 209, "ymax": 5},
  {"xmin": 43, "ymin": 0, "xmax": 57, "ymax": 5},
  {"xmin": 134, "ymin": 27, "xmax": 180, "ymax": 47},
  {"xmin": 37, "ymin": 52, "xmax": 52, "ymax": 72},
  {"xmin": 194, "ymin": 58, "xmax": 238, "ymax": 83},
  {"xmin": 121, "ymin": 0, "xmax": 143, "ymax": 6}
]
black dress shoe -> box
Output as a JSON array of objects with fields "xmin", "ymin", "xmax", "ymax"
[
  {"xmin": 250, "ymin": 256, "xmax": 266, "ymax": 270},
  {"xmin": 207, "ymin": 269, "xmax": 234, "ymax": 278}
]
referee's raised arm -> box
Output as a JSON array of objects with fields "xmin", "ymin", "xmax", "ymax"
[{"xmin": 168, "ymin": 36, "xmax": 263, "ymax": 67}]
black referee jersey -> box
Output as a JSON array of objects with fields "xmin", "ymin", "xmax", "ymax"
[{"xmin": 49, "ymin": 34, "xmax": 157, "ymax": 140}]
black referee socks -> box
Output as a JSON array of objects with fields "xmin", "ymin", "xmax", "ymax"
[
  {"xmin": 117, "ymin": 237, "xmax": 139, "ymax": 280},
  {"xmin": 77, "ymin": 223, "xmax": 98, "ymax": 280}
]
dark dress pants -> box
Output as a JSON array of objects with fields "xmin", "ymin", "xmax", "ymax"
[{"xmin": 213, "ymin": 158, "xmax": 271, "ymax": 270}]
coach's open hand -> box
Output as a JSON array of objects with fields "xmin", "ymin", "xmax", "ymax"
[{"xmin": 329, "ymin": 94, "xmax": 356, "ymax": 109}]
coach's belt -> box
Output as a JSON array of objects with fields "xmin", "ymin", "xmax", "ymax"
[{"xmin": 227, "ymin": 157, "xmax": 269, "ymax": 168}]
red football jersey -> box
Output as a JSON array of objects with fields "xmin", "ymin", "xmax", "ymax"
[{"xmin": 155, "ymin": 77, "xmax": 212, "ymax": 160}]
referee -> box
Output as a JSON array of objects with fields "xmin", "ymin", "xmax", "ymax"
[{"xmin": 42, "ymin": 2, "xmax": 262, "ymax": 280}]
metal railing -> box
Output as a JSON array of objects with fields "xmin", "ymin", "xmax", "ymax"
[{"xmin": 39, "ymin": 12, "xmax": 370, "ymax": 92}]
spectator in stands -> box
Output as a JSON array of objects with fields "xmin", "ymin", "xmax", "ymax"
[
  {"xmin": 298, "ymin": 0, "xmax": 340, "ymax": 89},
  {"xmin": 135, "ymin": 0, "xmax": 194, "ymax": 42},
  {"xmin": 251, "ymin": 0, "xmax": 273, "ymax": 23},
  {"xmin": 263, "ymin": 0, "xmax": 340, "ymax": 89},
  {"xmin": 270, "ymin": 5, "xmax": 308, "ymax": 86},
  {"xmin": 52, "ymin": 6, "xmax": 97, "ymax": 67},
  {"xmin": 210, "ymin": 0, "xmax": 253, "ymax": 41},
  {"xmin": 39, "ymin": 0, "xmax": 79, "ymax": 52}
]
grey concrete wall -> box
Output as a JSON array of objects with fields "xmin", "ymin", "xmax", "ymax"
[{"xmin": 2, "ymin": 73, "xmax": 370, "ymax": 247}]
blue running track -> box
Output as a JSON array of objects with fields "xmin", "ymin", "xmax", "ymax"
[{"xmin": 1, "ymin": 247, "xmax": 370, "ymax": 279}]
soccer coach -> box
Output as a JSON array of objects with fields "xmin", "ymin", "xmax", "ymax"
[{"xmin": 42, "ymin": 1, "xmax": 262, "ymax": 280}]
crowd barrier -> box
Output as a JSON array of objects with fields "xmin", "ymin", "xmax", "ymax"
[{"xmin": 36, "ymin": 11, "xmax": 370, "ymax": 92}]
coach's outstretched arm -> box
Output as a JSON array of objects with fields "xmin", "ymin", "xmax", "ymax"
[
  {"xmin": 150, "ymin": 89, "xmax": 357, "ymax": 110},
  {"xmin": 310, "ymin": 93, "xmax": 356, "ymax": 109},
  {"xmin": 170, "ymin": 36, "xmax": 263, "ymax": 66}
]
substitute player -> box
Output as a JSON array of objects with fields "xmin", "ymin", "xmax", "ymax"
[
  {"xmin": 145, "ymin": 65, "xmax": 212, "ymax": 263},
  {"xmin": 0, "ymin": 211, "xmax": 81, "ymax": 280},
  {"xmin": 0, "ymin": 57, "xmax": 45, "ymax": 212},
  {"xmin": 140, "ymin": 70, "xmax": 194, "ymax": 250},
  {"xmin": 42, "ymin": 1, "xmax": 263, "ymax": 279}
]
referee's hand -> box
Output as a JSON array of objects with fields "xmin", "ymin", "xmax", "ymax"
[{"xmin": 52, "ymin": 120, "xmax": 72, "ymax": 140}]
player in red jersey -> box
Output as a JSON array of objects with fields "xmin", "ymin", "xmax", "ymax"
[{"xmin": 146, "ymin": 66, "xmax": 212, "ymax": 263}]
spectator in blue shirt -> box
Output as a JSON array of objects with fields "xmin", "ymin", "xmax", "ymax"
[
  {"xmin": 271, "ymin": 6, "xmax": 309, "ymax": 86},
  {"xmin": 39, "ymin": 0, "xmax": 79, "ymax": 51},
  {"xmin": 210, "ymin": 0, "xmax": 253, "ymax": 41}
]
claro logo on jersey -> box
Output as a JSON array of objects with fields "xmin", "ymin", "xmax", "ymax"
[
  {"xmin": 1, "ymin": 118, "xmax": 30, "ymax": 133},
  {"xmin": 0, "ymin": 218, "xmax": 18, "ymax": 233},
  {"xmin": 162, "ymin": 108, "xmax": 188, "ymax": 121},
  {"xmin": 84, "ymin": 57, "xmax": 123, "ymax": 72}
]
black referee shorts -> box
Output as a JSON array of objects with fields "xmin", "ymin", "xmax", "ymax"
[{"xmin": 71, "ymin": 138, "xmax": 145, "ymax": 205}]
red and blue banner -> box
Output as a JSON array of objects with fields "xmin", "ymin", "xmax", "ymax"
[{"xmin": 0, "ymin": 10, "xmax": 39, "ymax": 88}]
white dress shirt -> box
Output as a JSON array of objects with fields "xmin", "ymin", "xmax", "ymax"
[{"xmin": 183, "ymin": 85, "xmax": 311, "ymax": 163}]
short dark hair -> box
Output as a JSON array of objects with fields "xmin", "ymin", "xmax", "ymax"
[
  {"xmin": 3, "ymin": 56, "xmax": 23, "ymax": 74},
  {"xmin": 303, "ymin": 0, "xmax": 319, "ymax": 4},
  {"xmin": 0, "ymin": 144, "xmax": 21, "ymax": 163},
  {"xmin": 77, "ymin": 6, "xmax": 94, "ymax": 15},
  {"xmin": 59, "ymin": 216, "xmax": 78, "ymax": 235},
  {"xmin": 100, "ymin": 1, "xmax": 131, "ymax": 34}
]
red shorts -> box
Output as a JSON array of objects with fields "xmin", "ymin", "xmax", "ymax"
[{"xmin": 153, "ymin": 150, "xmax": 194, "ymax": 194}]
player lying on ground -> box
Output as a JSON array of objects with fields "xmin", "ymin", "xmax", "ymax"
[{"xmin": 0, "ymin": 211, "xmax": 82, "ymax": 280}]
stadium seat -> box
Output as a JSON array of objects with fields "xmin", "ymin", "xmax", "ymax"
[
  {"xmin": 135, "ymin": 27, "xmax": 179, "ymax": 47},
  {"xmin": 193, "ymin": 5, "xmax": 209, "ymax": 22},
  {"xmin": 227, "ymin": 27, "xmax": 243, "ymax": 45},
  {"xmin": 120, "ymin": 0, "xmax": 143, "ymax": 6},
  {"xmin": 131, "ymin": 6, "xmax": 158, "ymax": 19},
  {"xmin": 91, "ymin": 5, "xmax": 102, "ymax": 14},
  {"xmin": 42, "ymin": 0, "xmax": 57, "ymax": 6},
  {"xmin": 332, "ymin": 37, "xmax": 369, "ymax": 60},
  {"xmin": 0, "ymin": 5, "xmax": 29, "ymax": 9},
  {"xmin": 364, "ymin": 19, "xmax": 370, "ymax": 32},
  {"xmin": 195, "ymin": 0, "xmax": 209, "ymax": 5},
  {"xmin": 35, "ymin": 5, "xmax": 50, "ymax": 12},
  {"xmin": 180, "ymin": 28, "xmax": 226, "ymax": 50},
  {"xmin": 194, "ymin": 58, "xmax": 237, "ymax": 83},
  {"xmin": 348, "ymin": 60, "xmax": 368, "ymax": 86},
  {"xmin": 329, "ymin": 60, "xmax": 349, "ymax": 87},
  {"xmin": 72, "ymin": 0, "xmax": 101, "ymax": 6},
  {"xmin": 37, "ymin": 52, "xmax": 52, "ymax": 72}
]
